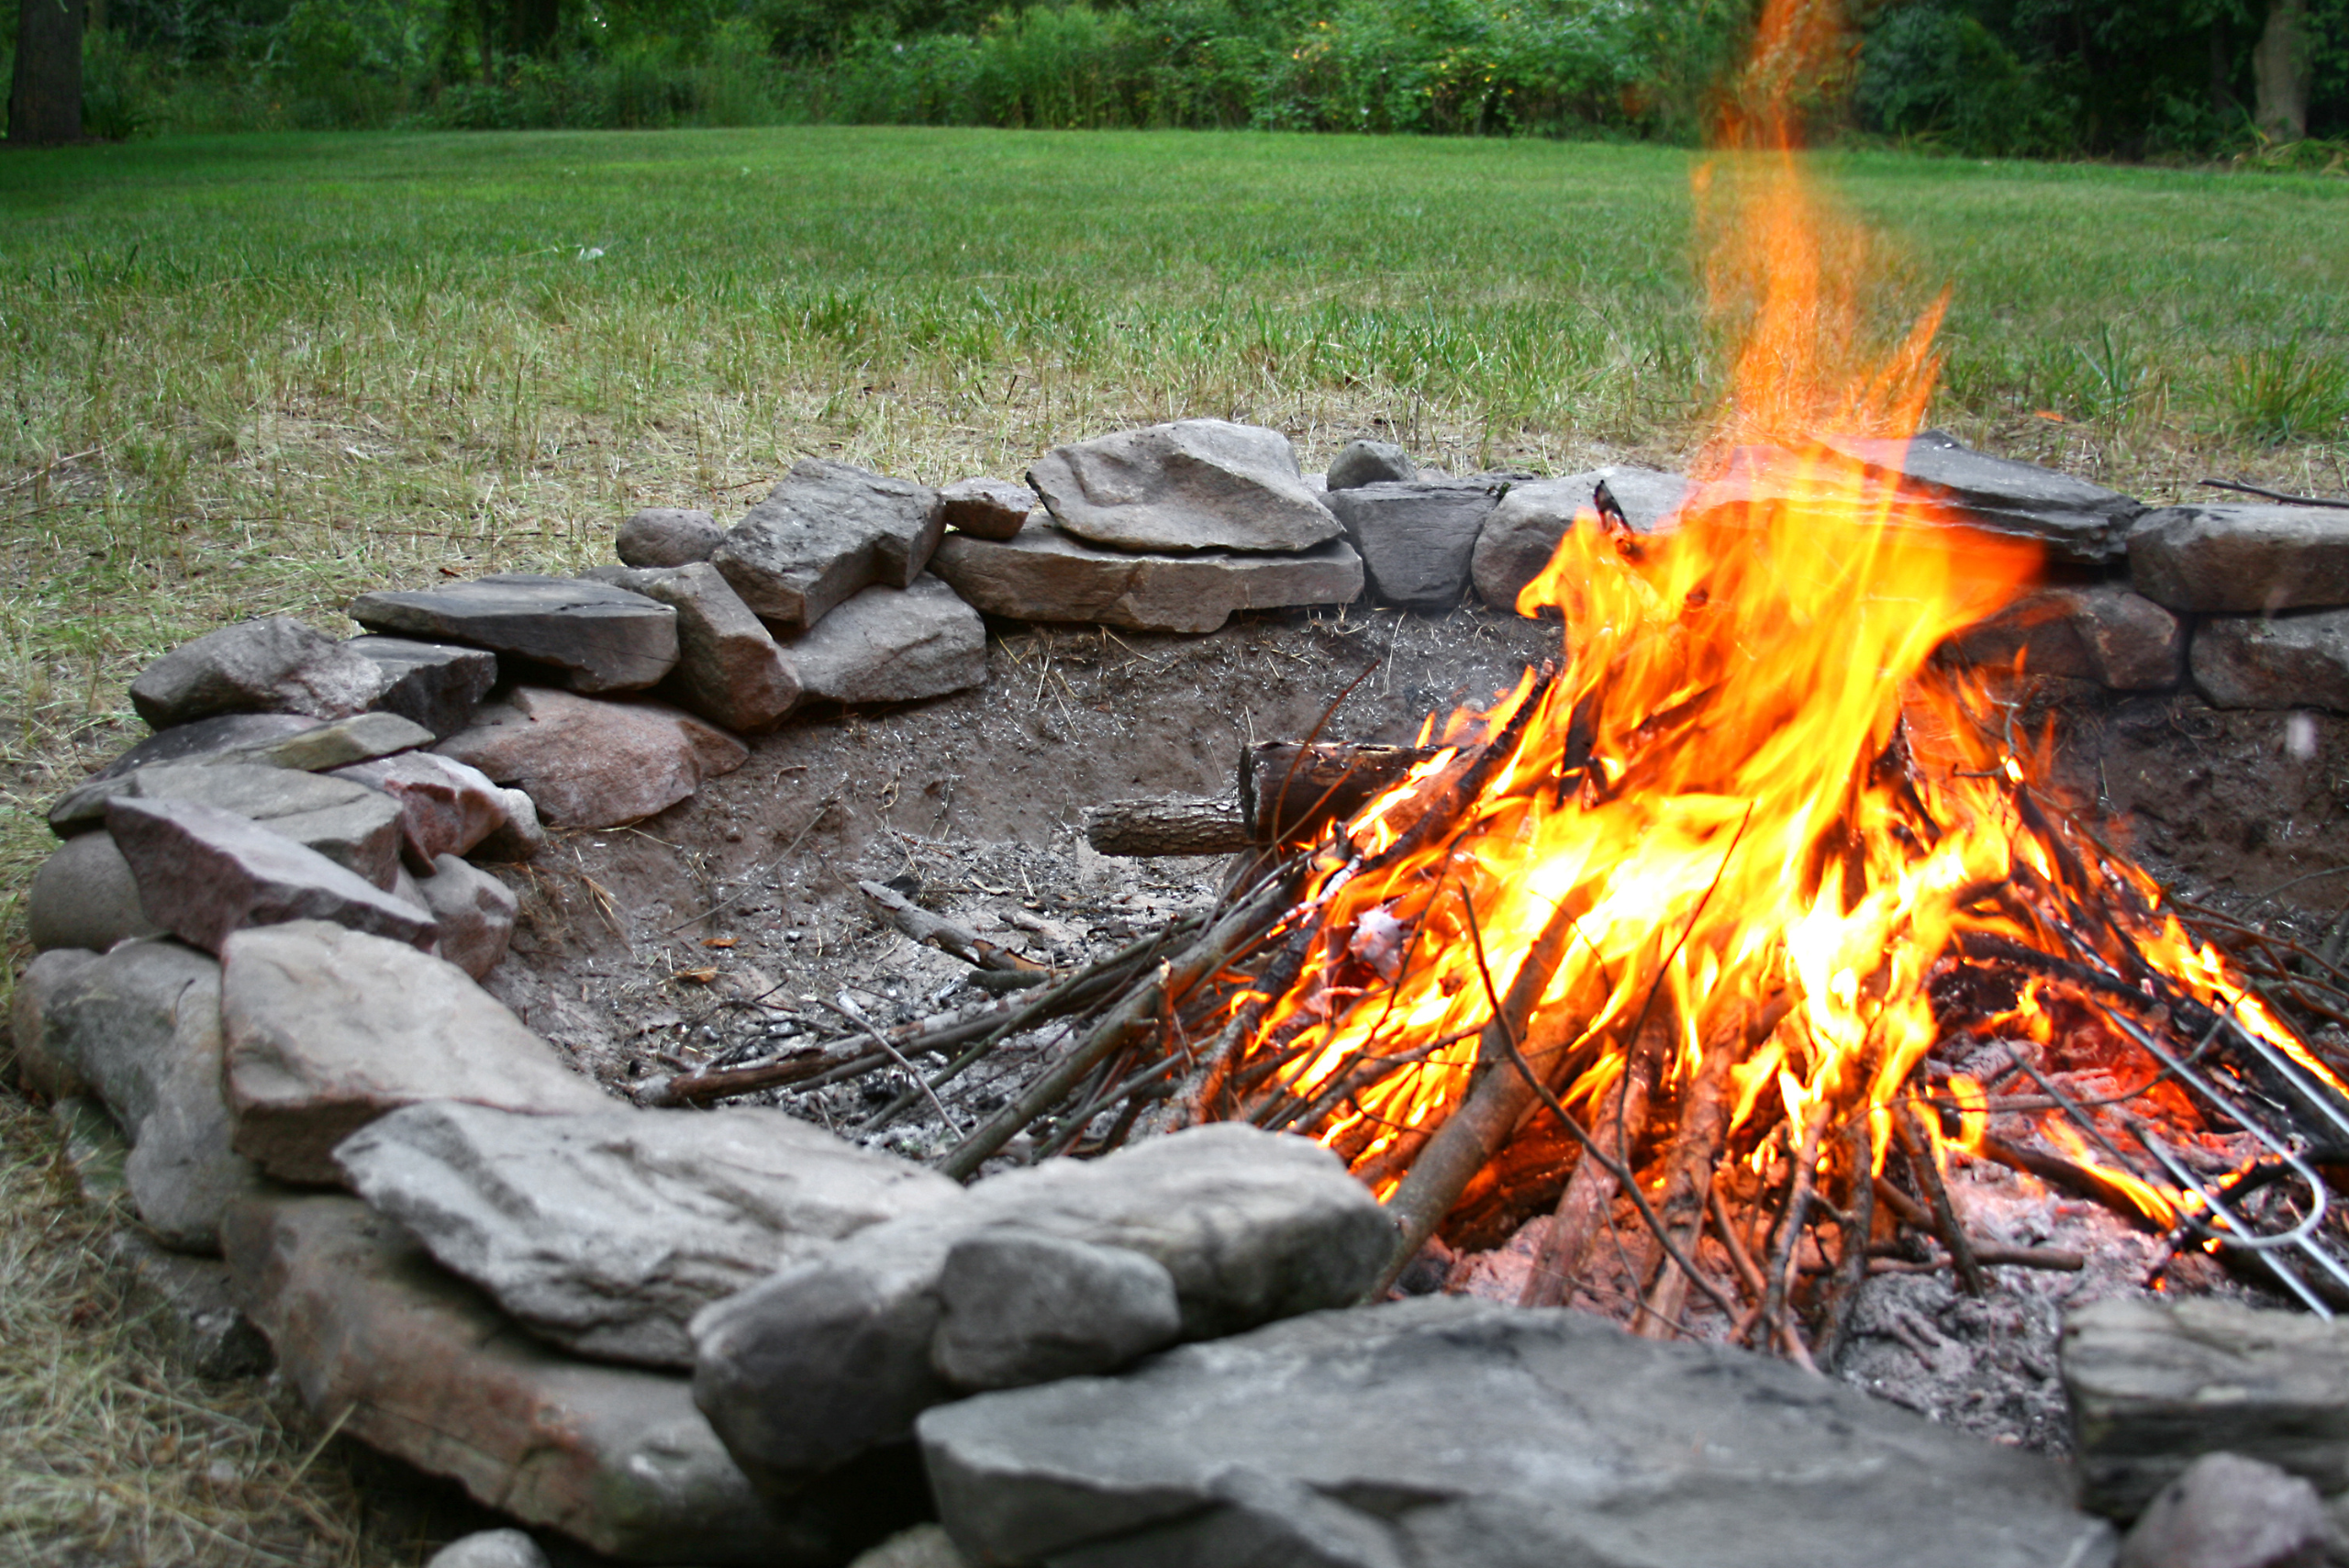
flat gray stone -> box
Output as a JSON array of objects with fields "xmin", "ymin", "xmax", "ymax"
[
  {"xmin": 781, "ymin": 574, "xmax": 987, "ymax": 707},
  {"xmin": 54, "ymin": 762, "xmax": 405, "ymax": 879},
  {"xmin": 2130, "ymin": 506, "xmax": 2349, "ymax": 614},
  {"xmin": 11, "ymin": 940, "xmax": 262, "ymax": 1252},
  {"xmin": 938, "ymin": 477, "xmax": 1035, "ymax": 541},
  {"xmin": 436, "ymin": 686, "xmax": 749, "ymax": 829},
  {"xmin": 1470, "ymin": 467, "xmax": 1688, "ymax": 613},
  {"xmin": 412, "ymin": 855, "xmax": 518, "ymax": 980},
  {"xmin": 1816, "ymin": 428, "xmax": 2142, "ymax": 563},
  {"xmin": 218, "ymin": 921, "xmax": 609, "ymax": 1184},
  {"xmin": 930, "ymin": 1229, "xmax": 1181, "ymax": 1392},
  {"xmin": 221, "ymin": 1191, "xmax": 900, "ymax": 1565},
  {"xmin": 618, "ymin": 507, "xmax": 725, "ymax": 569},
  {"xmin": 1028, "ymin": 420, "xmax": 1341, "ymax": 554},
  {"xmin": 332, "ymin": 1100, "xmax": 962, "ymax": 1368},
  {"xmin": 350, "ymin": 575, "xmax": 680, "ymax": 695},
  {"xmin": 709, "ymin": 460, "xmax": 945, "ymax": 636},
  {"xmin": 130, "ymin": 617, "xmax": 391, "ymax": 730},
  {"xmin": 1325, "ymin": 439, "xmax": 1417, "ymax": 491},
  {"xmin": 50, "ymin": 717, "xmax": 431, "ymax": 838},
  {"xmin": 211, "ymin": 710, "xmax": 435, "ymax": 773},
  {"xmin": 2063, "ymin": 1295, "xmax": 2349, "ymax": 1518},
  {"xmin": 920, "ymin": 1296, "xmax": 2113, "ymax": 1568},
  {"xmin": 346, "ymin": 636, "xmax": 500, "ymax": 740},
  {"xmin": 691, "ymin": 1124, "xmax": 1393, "ymax": 1492},
  {"xmin": 2191, "ymin": 610, "xmax": 2349, "ymax": 710},
  {"xmin": 28, "ymin": 831, "xmax": 164, "ymax": 951},
  {"xmin": 1943, "ymin": 583, "xmax": 2185, "ymax": 690},
  {"xmin": 106, "ymin": 796, "xmax": 434, "ymax": 957},
  {"xmin": 585, "ymin": 562, "xmax": 799, "ymax": 731},
  {"xmin": 89, "ymin": 712, "xmax": 319, "ymax": 783},
  {"xmin": 931, "ymin": 522, "xmax": 1364, "ymax": 634},
  {"xmin": 1322, "ymin": 479, "xmax": 1505, "ymax": 609},
  {"xmin": 332, "ymin": 751, "xmax": 512, "ymax": 867},
  {"xmin": 2117, "ymin": 1451, "xmax": 2326, "ymax": 1568}
]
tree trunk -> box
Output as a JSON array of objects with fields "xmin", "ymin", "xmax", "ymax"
[
  {"xmin": 8, "ymin": 0, "xmax": 87, "ymax": 146},
  {"xmin": 2254, "ymin": 0, "xmax": 2312, "ymax": 139}
]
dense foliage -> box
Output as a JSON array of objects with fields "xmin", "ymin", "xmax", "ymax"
[{"xmin": 4, "ymin": 0, "xmax": 2345, "ymax": 154}]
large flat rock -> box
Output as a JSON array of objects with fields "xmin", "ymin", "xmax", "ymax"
[
  {"xmin": 1814, "ymin": 428, "xmax": 2143, "ymax": 564},
  {"xmin": 1942, "ymin": 582, "xmax": 2184, "ymax": 690},
  {"xmin": 350, "ymin": 575, "xmax": 680, "ymax": 695},
  {"xmin": 435, "ymin": 686, "xmax": 750, "ymax": 828},
  {"xmin": 930, "ymin": 522, "xmax": 1364, "ymax": 634},
  {"xmin": 922, "ymin": 1296, "xmax": 2114, "ymax": 1568},
  {"xmin": 2063, "ymin": 1295, "xmax": 2349, "ymax": 1519},
  {"xmin": 221, "ymin": 1190, "xmax": 907, "ymax": 1565},
  {"xmin": 12, "ymin": 940, "xmax": 261, "ymax": 1252},
  {"xmin": 130, "ymin": 617, "xmax": 392, "ymax": 730},
  {"xmin": 1321, "ymin": 479, "xmax": 1505, "ymax": 609},
  {"xmin": 332, "ymin": 1100, "xmax": 963, "ymax": 1368},
  {"xmin": 1028, "ymin": 420, "xmax": 1341, "ymax": 554},
  {"xmin": 2129, "ymin": 505, "xmax": 2349, "ymax": 613},
  {"xmin": 56, "ymin": 762, "xmax": 406, "ymax": 885},
  {"xmin": 586, "ymin": 562, "xmax": 800, "ymax": 731},
  {"xmin": 106, "ymin": 795, "xmax": 436, "ymax": 956},
  {"xmin": 709, "ymin": 460, "xmax": 945, "ymax": 637},
  {"xmin": 346, "ymin": 636, "xmax": 501, "ymax": 739},
  {"xmin": 782, "ymin": 574, "xmax": 988, "ymax": 707},
  {"xmin": 1471, "ymin": 467, "xmax": 1687, "ymax": 613},
  {"xmin": 2190, "ymin": 608, "xmax": 2349, "ymax": 710},
  {"xmin": 218, "ymin": 921, "xmax": 610, "ymax": 1184},
  {"xmin": 691, "ymin": 1125, "xmax": 1392, "ymax": 1493}
]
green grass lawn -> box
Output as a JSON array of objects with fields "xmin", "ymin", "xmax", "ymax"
[{"xmin": 0, "ymin": 123, "xmax": 2346, "ymax": 1562}]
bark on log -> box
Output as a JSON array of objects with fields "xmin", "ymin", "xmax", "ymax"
[{"xmin": 1083, "ymin": 740, "xmax": 1440, "ymax": 857}]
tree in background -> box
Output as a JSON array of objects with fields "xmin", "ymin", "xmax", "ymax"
[{"xmin": 8, "ymin": 0, "xmax": 87, "ymax": 142}]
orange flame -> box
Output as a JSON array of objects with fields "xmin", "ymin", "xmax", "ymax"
[{"xmin": 1213, "ymin": 0, "xmax": 2349, "ymax": 1210}]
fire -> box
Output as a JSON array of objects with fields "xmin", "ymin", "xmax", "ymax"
[{"xmin": 1190, "ymin": 0, "xmax": 2349, "ymax": 1319}]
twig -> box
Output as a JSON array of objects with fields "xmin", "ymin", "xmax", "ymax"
[
  {"xmin": 1899, "ymin": 1108, "xmax": 1987, "ymax": 1296},
  {"xmin": 821, "ymin": 995, "xmax": 963, "ymax": 1134},
  {"xmin": 2198, "ymin": 478, "xmax": 2349, "ymax": 509}
]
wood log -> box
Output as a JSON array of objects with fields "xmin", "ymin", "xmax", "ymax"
[
  {"xmin": 1081, "ymin": 798, "xmax": 1250, "ymax": 857},
  {"xmin": 1083, "ymin": 740, "xmax": 1441, "ymax": 857},
  {"xmin": 859, "ymin": 880, "xmax": 1050, "ymax": 981},
  {"xmin": 1520, "ymin": 1011, "xmax": 1670, "ymax": 1310}
]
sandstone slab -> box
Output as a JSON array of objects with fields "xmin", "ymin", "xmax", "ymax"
[
  {"xmin": 346, "ymin": 636, "xmax": 501, "ymax": 739},
  {"xmin": 1470, "ymin": 466, "xmax": 1687, "ymax": 613},
  {"xmin": 332, "ymin": 751, "xmax": 511, "ymax": 867},
  {"xmin": 351, "ymin": 575, "xmax": 680, "ymax": 695},
  {"xmin": 586, "ymin": 562, "xmax": 799, "ymax": 731},
  {"xmin": 57, "ymin": 762, "xmax": 405, "ymax": 884},
  {"xmin": 1325, "ymin": 439, "xmax": 1417, "ymax": 491},
  {"xmin": 88, "ymin": 712, "xmax": 323, "ymax": 782},
  {"xmin": 221, "ymin": 1191, "xmax": 904, "ymax": 1565},
  {"xmin": 1028, "ymin": 420, "xmax": 1340, "ymax": 555},
  {"xmin": 332, "ymin": 1099, "xmax": 961, "ymax": 1368},
  {"xmin": 12, "ymin": 940, "xmax": 261, "ymax": 1251},
  {"xmin": 618, "ymin": 507, "xmax": 725, "ymax": 569},
  {"xmin": 212, "ymin": 710, "xmax": 436, "ymax": 773},
  {"xmin": 107, "ymin": 796, "xmax": 435, "ymax": 956},
  {"xmin": 411, "ymin": 855, "xmax": 518, "ymax": 979},
  {"xmin": 28, "ymin": 831, "xmax": 164, "ymax": 951},
  {"xmin": 937, "ymin": 477, "xmax": 1034, "ymax": 540},
  {"xmin": 2116, "ymin": 1451, "xmax": 2326, "ymax": 1568},
  {"xmin": 435, "ymin": 686, "xmax": 749, "ymax": 828},
  {"xmin": 2191, "ymin": 610, "xmax": 2349, "ymax": 711},
  {"xmin": 1322, "ymin": 478, "xmax": 1504, "ymax": 609},
  {"xmin": 690, "ymin": 1124, "xmax": 1392, "ymax": 1490},
  {"xmin": 130, "ymin": 617, "xmax": 390, "ymax": 730},
  {"xmin": 2063, "ymin": 1295, "xmax": 2349, "ymax": 1518},
  {"xmin": 710, "ymin": 460, "xmax": 945, "ymax": 636},
  {"xmin": 1944, "ymin": 583, "xmax": 2185, "ymax": 689},
  {"xmin": 921, "ymin": 1296, "xmax": 2113, "ymax": 1568},
  {"xmin": 218, "ymin": 921, "xmax": 608, "ymax": 1184},
  {"xmin": 2130, "ymin": 505, "xmax": 2349, "ymax": 614},
  {"xmin": 781, "ymin": 574, "xmax": 987, "ymax": 707},
  {"xmin": 1818, "ymin": 428, "xmax": 2143, "ymax": 563},
  {"xmin": 931, "ymin": 523, "xmax": 1364, "ymax": 634}
]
